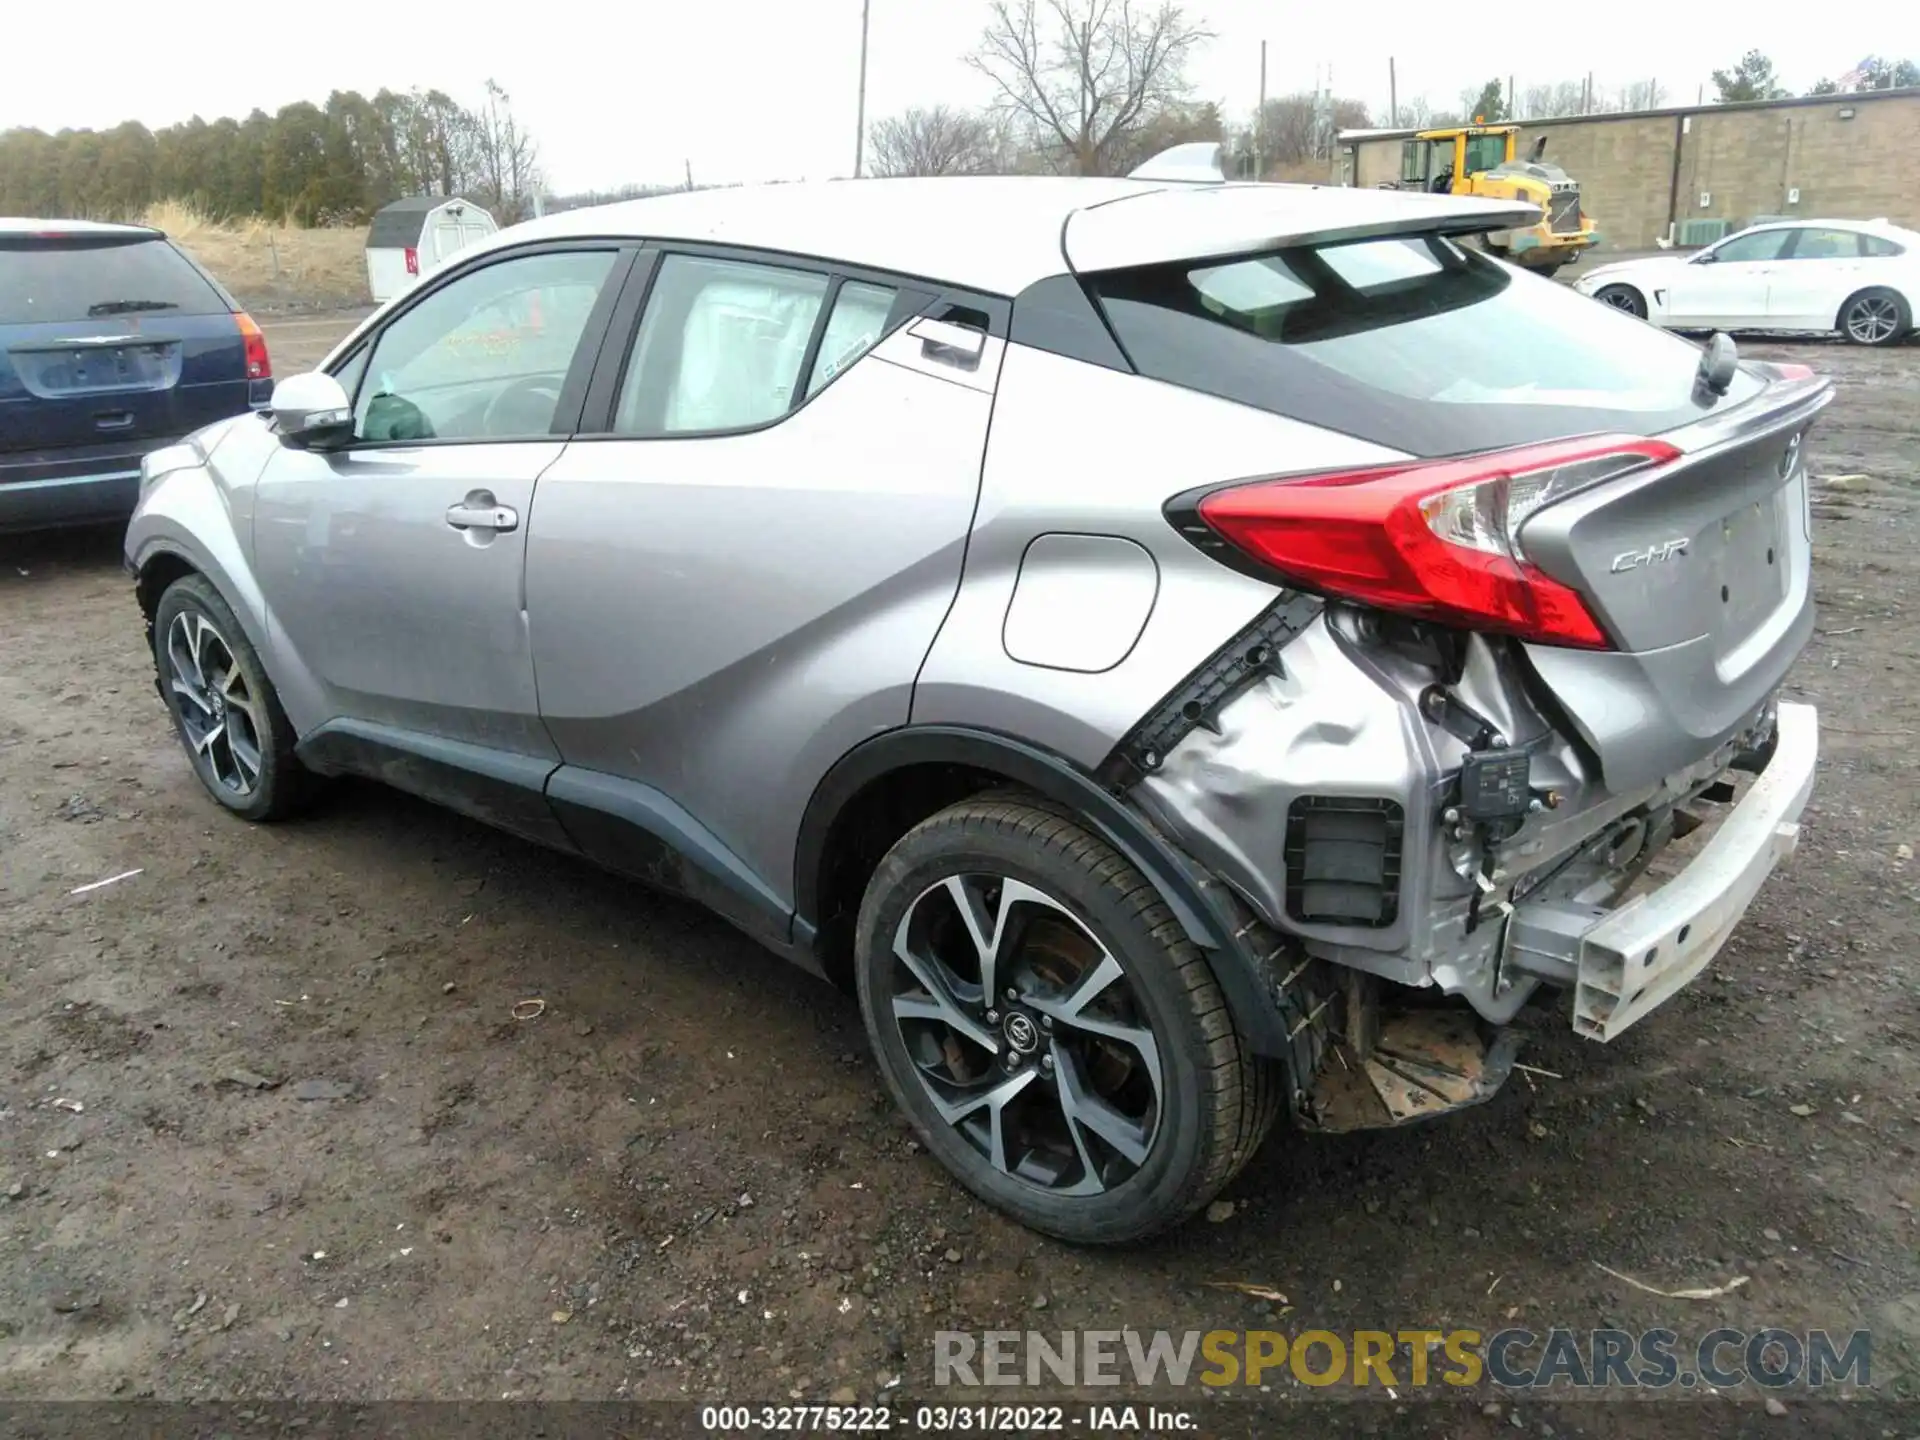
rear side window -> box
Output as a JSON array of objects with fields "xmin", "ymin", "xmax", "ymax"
[
  {"xmin": 616, "ymin": 256, "xmax": 830, "ymax": 435},
  {"xmin": 1088, "ymin": 235, "xmax": 1761, "ymax": 456},
  {"xmin": 0, "ymin": 236, "xmax": 227, "ymax": 325},
  {"xmin": 1785, "ymin": 227, "xmax": 1861, "ymax": 260},
  {"xmin": 1859, "ymin": 233, "xmax": 1905, "ymax": 258}
]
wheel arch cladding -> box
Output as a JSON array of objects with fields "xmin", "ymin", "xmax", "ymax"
[
  {"xmin": 793, "ymin": 726, "xmax": 1300, "ymax": 1061},
  {"xmin": 135, "ymin": 549, "xmax": 201, "ymax": 629}
]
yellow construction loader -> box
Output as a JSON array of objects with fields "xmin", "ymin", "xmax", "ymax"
[{"xmin": 1390, "ymin": 124, "xmax": 1598, "ymax": 275}]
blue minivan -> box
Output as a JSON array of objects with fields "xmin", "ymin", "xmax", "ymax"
[{"xmin": 1, "ymin": 219, "xmax": 272, "ymax": 532}]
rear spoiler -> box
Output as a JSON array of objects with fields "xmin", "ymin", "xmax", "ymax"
[{"xmin": 1067, "ymin": 174, "xmax": 1545, "ymax": 275}]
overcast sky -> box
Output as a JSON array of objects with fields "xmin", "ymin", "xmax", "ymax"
[{"xmin": 6, "ymin": 2, "xmax": 1913, "ymax": 192}]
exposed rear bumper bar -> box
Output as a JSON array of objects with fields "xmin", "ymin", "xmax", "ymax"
[{"xmin": 1504, "ymin": 703, "xmax": 1817, "ymax": 1041}]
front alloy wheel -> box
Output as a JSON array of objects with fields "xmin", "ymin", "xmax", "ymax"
[
  {"xmin": 152, "ymin": 573, "xmax": 314, "ymax": 821},
  {"xmin": 165, "ymin": 610, "xmax": 266, "ymax": 797},
  {"xmin": 855, "ymin": 794, "xmax": 1280, "ymax": 1244}
]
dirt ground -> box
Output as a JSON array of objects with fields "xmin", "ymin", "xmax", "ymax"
[{"xmin": 1, "ymin": 314, "xmax": 1916, "ymax": 1433}]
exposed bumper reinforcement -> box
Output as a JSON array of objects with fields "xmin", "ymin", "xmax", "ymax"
[
  {"xmin": 1302, "ymin": 1009, "xmax": 1523, "ymax": 1133},
  {"xmin": 1562, "ymin": 701, "xmax": 1818, "ymax": 1042}
]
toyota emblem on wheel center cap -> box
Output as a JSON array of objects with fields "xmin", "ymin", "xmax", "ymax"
[{"xmin": 1002, "ymin": 1012, "xmax": 1040, "ymax": 1055}]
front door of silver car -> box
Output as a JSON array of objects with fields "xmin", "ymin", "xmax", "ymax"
[{"xmin": 249, "ymin": 246, "xmax": 623, "ymax": 840}]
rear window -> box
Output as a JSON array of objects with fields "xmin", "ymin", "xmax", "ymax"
[
  {"xmin": 0, "ymin": 236, "xmax": 228, "ymax": 326},
  {"xmin": 1088, "ymin": 234, "xmax": 1762, "ymax": 457}
]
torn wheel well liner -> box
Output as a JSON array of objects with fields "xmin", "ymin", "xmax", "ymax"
[{"xmin": 793, "ymin": 725, "xmax": 1303, "ymax": 1062}]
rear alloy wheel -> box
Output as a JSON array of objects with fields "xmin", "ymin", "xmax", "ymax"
[
  {"xmin": 153, "ymin": 574, "xmax": 314, "ymax": 821},
  {"xmin": 855, "ymin": 795, "xmax": 1278, "ymax": 1244},
  {"xmin": 1595, "ymin": 283, "xmax": 1647, "ymax": 319},
  {"xmin": 1839, "ymin": 288, "xmax": 1910, "ymax": 346}
]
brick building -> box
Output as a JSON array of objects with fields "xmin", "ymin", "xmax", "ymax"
[{"xmin": 1337, "ymin": 88, "xmax": 1920, "ymax": 251}]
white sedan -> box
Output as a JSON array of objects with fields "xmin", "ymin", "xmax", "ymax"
[{"xmin": 1572, "ymin": 218, "xmax": 1918, "ymax": 346}]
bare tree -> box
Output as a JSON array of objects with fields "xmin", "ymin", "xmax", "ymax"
[
  {"xmin": 1521, "ymin": 81, "xmax": 1588, "ymax": 119},
  {"xmin": 1396, "ymin": 96, "xmax": 1462, "ymax": 130},
  {"xmin": 969, "ymin": 0, "xmax": 1210, "ymax": 175},
  {"xmin": 1618, "ymin": 78, "xmax": 1668, "ymax": 111},
  {"xmin": 868, "ymin": 106, "xmax": 1006, "ymax": 176},
  {"xmin": 1104, "ymin": 99, "xmax": 1226, "ymax": 175},
  {"xmin": 469, "ymin": 79, "xmax": 542, "ymax": 223}
]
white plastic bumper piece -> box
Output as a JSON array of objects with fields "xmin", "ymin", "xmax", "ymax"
[{"xmin": 1573, "ymin": 703, "xmax": 1818, "ymax": 1041}]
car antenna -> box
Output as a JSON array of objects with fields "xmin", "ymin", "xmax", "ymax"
[{"xmin": 1696, "ymin": 332, "xmax": 1738, "ymax": 397}]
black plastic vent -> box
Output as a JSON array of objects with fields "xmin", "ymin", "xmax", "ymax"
[{"xmin": 1284, "ymin": 796, "xmax": 1405, "ymax": 928}]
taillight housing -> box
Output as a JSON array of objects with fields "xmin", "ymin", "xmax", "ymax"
[
  {"xmin": 1178, "ymin": 435, "xmax": 1681, "ymax": 650},
  {"xmin": 236, "ymin": 311, "xmax": 272, "ymax": 380}
]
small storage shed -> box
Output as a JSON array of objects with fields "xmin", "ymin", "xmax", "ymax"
[{"xmin": 365, "ymin": 197, "xmax": 498, "ymax": 303}]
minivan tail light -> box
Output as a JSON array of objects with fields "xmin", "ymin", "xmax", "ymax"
[
  {"xmin": 1184, "ymin": 435, "xmax": 1682, "ymax": 649},
  {"xmin": 236, "ymin": 311, "xmax": 272, "ymax": 380}
]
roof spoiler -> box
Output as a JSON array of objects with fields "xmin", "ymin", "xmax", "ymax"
[{"xmin": 1128, "ymin": 143, "xmax": 1229, "ymax": 183}]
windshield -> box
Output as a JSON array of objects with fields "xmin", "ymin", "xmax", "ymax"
[
  {"xmin": 1089, "ymin": 234, "xmax": 1762, "ymax": 456},
  {"xmin": 0, "ymin": 236, "xmax": 226, "ymax": 326}
]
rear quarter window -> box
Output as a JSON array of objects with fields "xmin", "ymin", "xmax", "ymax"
[
  {"xmin": 1088, "ymin": 235, "xmax": 1761, "ymax": 457},
  {"xmin": 0, "ymin": 236, "xmax": 228, "ymax": 326}
]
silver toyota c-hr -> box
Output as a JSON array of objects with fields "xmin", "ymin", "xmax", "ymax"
[{"xmin": 126, "ymin": 173, "xmax": 1823, "ymax": 1243}]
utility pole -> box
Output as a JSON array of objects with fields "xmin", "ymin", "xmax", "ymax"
[
  {"xmin": 684, "ymin": 159, "xmax": 693, "ymax": 192},
  {"xmin": 853, "ymin": 0, "xmax": 872, "ymax": 178},
  {"xmin": 1389, "ymin": 56, "xmax": 1398, "ymax": 128},
  {"xmin": 1508, "ymin": 74, "xmax": 1515, "ymax": 119},
  {"xmin": 1256, "ymin": 40, "xmax": 1267, "ymax": 180}
]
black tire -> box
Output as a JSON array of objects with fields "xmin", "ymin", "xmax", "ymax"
[
  {"xmin": 854, "ymin": 793, "xmax": 1278, "ymax": 1244},
  {"xmin": 152, "ymin": 574, "xmax": 316, "ymax": 821},
  {"xmin": 1595, "ymin": 283, "xmax": 1648, "ymax": 319},
  {"xmin": 1837, "ymin": 287, "xmax": 1910, "ymax": 346}
]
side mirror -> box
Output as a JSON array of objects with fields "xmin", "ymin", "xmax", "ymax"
[
  {"xmin": 1691, "ymin": 251, "xmax": 1717, "ymax": 265},
  {"xmin": 269, "ymin": 372, "xmax": 354, "ymax": 449}
]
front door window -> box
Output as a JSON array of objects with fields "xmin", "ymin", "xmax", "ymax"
[{"xmin": 353, "ymin": 249, "xmax": 616, "ymax": 443}]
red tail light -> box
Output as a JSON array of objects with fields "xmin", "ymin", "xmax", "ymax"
[
  {"xmin": 1186, "ymin": 435, "xmax": 1682, "ymax": 649},
  {"xmin": 235, "ymin": 311, "xmax": 272, "ymax": 380}
]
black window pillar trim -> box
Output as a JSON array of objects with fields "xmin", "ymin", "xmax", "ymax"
[{"xmin": 792, "ymin": 724, "xmax": 1296, "ymax": 1060}]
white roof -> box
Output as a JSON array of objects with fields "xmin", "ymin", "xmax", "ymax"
[
  {"xmin": 1729, "ymin": 215, "xmax": 1920, "ymax": 242},
  {"xmin": 478, "ymin": 177, "xmax": 1541, "ymax": 295}
]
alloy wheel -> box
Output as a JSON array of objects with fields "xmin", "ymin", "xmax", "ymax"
[
  {"xmin": 1599, "ymin": 289, "xmax": 1641, "ymax": 313},
  {"xmin": 885, "ymin": 873, "xmax": 1163, "ymax": 1196},
  {"xmin": 165, "ymin": 610, "xmax": 265, "ymax": 797},
  {"xmin": 1845, "ymin": 295, "xmax": 1899, "ymax": 344}
]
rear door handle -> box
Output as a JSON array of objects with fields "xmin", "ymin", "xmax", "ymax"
[
  {"xmin": 907, "ymin": 316, "xmax": 987, "ymax": 370},
  {"xmin": 445, "ymin": 493, "xmax": 519, "ymax": 532}
]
